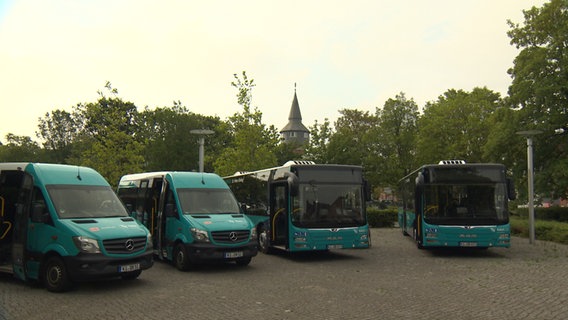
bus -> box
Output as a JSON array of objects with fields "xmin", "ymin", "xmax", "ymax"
[
  {"xmin": 0, "ymin": 163, "xmax": 153, "ymax": 292},
  {"xmin": 116, "ymin": 171, "xmax": 258, "ymax": 270},
  {"xmin": 224, "ymin": 161, "xmax": 371, "ymax": 253},
  {"xmin": 398, "ymin": 160, "xmax": 516, "ymax": 249}
]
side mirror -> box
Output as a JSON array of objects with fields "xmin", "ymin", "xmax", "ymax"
[
  {"xmin": 507, "ymin": 178, "xmax": 516, "ymax": 201},
  {"xmin": 363, "ymin": 179, "xmax": 372, "ymax": 201},
  {"xmin": 415, "ymin": 172, "xmax": 425, "ymax": 187},
  {"xmin": 285, "ymin": 172, "xmax": 299, "ymax": 197},
  {"xmin": 31, "ymin": 202, "xmax": 49, "ymax": 223},
  {"xmin": 164, "ymin": 203, "xmax": 177, "ymax": 217}
]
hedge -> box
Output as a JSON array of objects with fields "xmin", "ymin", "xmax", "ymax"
[
  {"xmin": 513, "ymin": 206, "xmax": 568, "ymax": 222},
  {"xmin": 510, "ymin": 216, "xmax": 568, "ymax": 245},
  {"xmin": 367, "ymin": 207, "xmax": 397, "ymax": 228}
]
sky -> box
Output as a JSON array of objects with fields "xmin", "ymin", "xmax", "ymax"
[{"xmin": 0, "ymin": 0, "xmax": 547, "ymax": 143}]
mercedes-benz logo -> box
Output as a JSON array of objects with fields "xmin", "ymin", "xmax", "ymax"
[
  {"xmin": 229, "ymin": 232, "xmax": 238, "ymax": 242},
  {"xmin": 125, "ymin": 239, "xmax": 135, "ymax": 251}
]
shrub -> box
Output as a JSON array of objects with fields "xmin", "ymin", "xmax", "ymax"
[
  {"xmin": 367, "ymin": 207, "xmax": 397, "ymax": 228},
  {"xmin": 510, "ymin": 216, "xmax": 568, "ymax": 245}
]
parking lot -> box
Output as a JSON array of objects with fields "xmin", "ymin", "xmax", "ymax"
[{"xmin": 1, "ymin": 228, "xmax": 568, "ymax": 320}]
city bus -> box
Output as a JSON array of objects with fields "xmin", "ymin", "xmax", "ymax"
[
  {"xmin": 0, "ymin": 163, "xmax": 153, "ymax": 292},
  {"xmin": 224, "ymin": 161, "xmax": 371, "ymax": 253},
  {"xmin": 398, "ymin": 160, "xmax": 516, "ymax": 249},
  {"xmin": 116, "ymin": 172, "xmax": 258, "ymax": 270}
]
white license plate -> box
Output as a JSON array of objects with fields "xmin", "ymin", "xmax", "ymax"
[
  {"xmin": 225, "ymin": 251, "xmax": 244, "ymax": 258},
  {"xmin": 460, "ymin": 242, "xmax": 478, "ymax": 247},
  {"xmin": 119, "ymin": 263, "xmax": 140, "ymax": 272},
  {"xmin": 327, "ymin": 244, "xmax": 343, "ymax": 249}
]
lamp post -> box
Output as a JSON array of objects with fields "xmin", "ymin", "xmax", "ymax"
[
  {"xmin": 190, "ymin": 129, "xmax": 214, "ymax": 172},
  {"xmin": 516, "ymin": 130, "xmax": 542, "ymax": 245}
]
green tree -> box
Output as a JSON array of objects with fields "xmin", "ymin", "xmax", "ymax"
[
  {"xmin": 304, "ymin": 118, "xmax": 333, "ymax": 164},
  {"xmin": 36, "ymin": 109, "xmax": 79, "ymax": 163},
  {"xmin": 326, "ymin": 109, "xmax": 377, "ymax": 166},
  {"xmin": 371, "ymin": 92, "xmax": 419, "ymax": 188},
  {"xmin": 0, "ymin": 134, "xmax": 43, "ymax": 162},
  {"xmin": 416, "ymin": 88, "xmax": 502, "ymax": 165},
  {"xmin": 507, "ymin": 0, "xmax": 568, "ymax": 198},
  {"xmin": 214, "ymin": 72, "xmax": 279, "ymax": 176},
  {"xmin": 137, "ymin": 102, "xmax": 225, "ymax": 172},
  {"xmin": 70, "ymin": 82, "xmax": 144, "ymax": 186}
]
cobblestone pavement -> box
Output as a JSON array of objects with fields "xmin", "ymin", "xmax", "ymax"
[{"xmin": 1, "ymin": 228, "xmax": 568, "ymax": 320}]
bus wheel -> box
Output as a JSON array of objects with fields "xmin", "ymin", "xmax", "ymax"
[
  {"xmin": 43, "ymin": 256, "xmax": 73, "ymax": 293},
  {"xmin": 258, "ymin": 227, "xmax": 272, "ymax": 254},
  {"xmin": 235, "ymin": 257, "xmax": 251, "ymax": 266},
  {"xmin": 121, "ymin": 270, "xmax": 142, "ymax": 280},
  {"xmin": 173, "ymin": 243, "xmax": 191, "ymax": 271}
]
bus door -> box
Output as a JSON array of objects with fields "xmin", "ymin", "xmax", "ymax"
[
  {"xmin": 11, "ymin": 172, "xmax": 33, "ymax": 280},
  {"xmin": 0, "ymin": 170, "xmax": 26, "ymax": 274},
  {"xmin": 154, "ymin": 178, "xmax": 170, "ymax": 259},
  {"xmin": 269, "ymin": 182, "xmax": 288, "ymax": 248}
]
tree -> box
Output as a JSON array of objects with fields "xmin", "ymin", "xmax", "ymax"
[
  {"xmin": 69, "ymin": 82, "xmax": 144, "ymax": 186},
  {"xmin": 214, "ymin": 72, "xmax": 279, "ymax": 176},
  {"xmin": 36, "ymin": 109, "xmax": 79, "ymax": 163},
  {"xmin": 371, "ymin": 92, "xmax": 419, "ymax": 188},
  {"xmin": 0, "ymin": 134, "xmax": 43, "ymax": 162},
  {"xmin": 507, "ymin": 0, "xmax": 568, "ymax": 198},
  {"xmin": 304, "ymin": 118, "xmax": 333, "ymax": 164},
  {"xmin": 416, "ymin": 88, "xmax": 502, "ymax": 165},
  {"xmin": 326, "ymin": 109, "xmax": 377, "ymax": 166}
]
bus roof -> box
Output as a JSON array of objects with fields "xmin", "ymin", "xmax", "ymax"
[
  {"xmin": 119, "ymin": 171, "xmax": 230, "ymax": 189},
  {"xmin": 0, "ymin": 162, "xmax": 109, "ymax": 186}
]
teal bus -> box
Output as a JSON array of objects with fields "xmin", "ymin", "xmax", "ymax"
[
  {"xmin": 224, "ymin": 161, "xmax": 371, "ymax": 253},
  {"xmin": 0, "ymin": 163, "xmax": 153, "ymax": 292},
  {"xmin": 398, "ymin": 160, "xmax": 516, "ymax": 249},
  {"xmin": 117, "ymin": 172, "xmax": 258, "ymax": 270}
]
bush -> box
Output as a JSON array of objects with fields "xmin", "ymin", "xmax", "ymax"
[
  {"xmin": 510, "ymin": 216, "xmax": 568, "ymax": 245},
  {"xmin": 367, "ymin": 207, "xmax": 397, "ymax": 228},
  {"xmin": 514, "ymin": 206, "xmax": 568, "ymax": 222}
]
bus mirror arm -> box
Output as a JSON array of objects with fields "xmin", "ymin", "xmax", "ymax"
[{"xmin": 507, "ymin": 178, "xmax": 517, "ymax": 201}]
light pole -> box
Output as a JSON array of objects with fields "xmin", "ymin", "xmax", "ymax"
[
  {"xmin": 190, "ymin": 129, "xmax": 214, "ymax": 172},
  {"xmin": 516, "ymin": 130, "xmax": 542, "ymax": 245}
]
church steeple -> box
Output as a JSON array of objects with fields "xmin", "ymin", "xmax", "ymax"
[{"xmin": 280, "ymin": 84, "xmax": 310, "ymax": 146}]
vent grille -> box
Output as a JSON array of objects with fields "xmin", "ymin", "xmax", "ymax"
[
  {"xmin": 211, "ymin": 230, "xmax": 250, "ymax": 244},
  {"xmin": 284, "ymin": 160, "xmax": 316, "ymax": 166},
  {"xmin": 103, "ymin": 237, "xmax": 147, "ymax": 254},
  {"xmin": 438, "ymin": 160, "xmax": 466, "ymax": 165}
]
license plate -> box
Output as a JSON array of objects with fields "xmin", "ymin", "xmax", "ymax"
[
  {"xmin": 119, "ymin": 263, "xmax": 140, "ymax": 272},
  {"xmin": 327, "ymin": 244, "xmax": 343, "ymax": 249},
  {"xmin": 225, "ymin": 251, "xmax": 244, "ymax": 258},
  {"xmin": 460, "ymin": 242, "xmax": 478, "ymax": 247}
]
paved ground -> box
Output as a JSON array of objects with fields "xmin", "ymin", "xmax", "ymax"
[{"xmin": 1, "ymin": 228, "xmax": 568, "ymax": 320}]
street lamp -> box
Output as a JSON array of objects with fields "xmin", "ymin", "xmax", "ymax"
[
  {"xmin": 516, "ymin": 130, "xmax": 542, "ymax": 245},
  {"xmin": 190, "ymin": 129, "xmax": 214, "ymax": 172}
]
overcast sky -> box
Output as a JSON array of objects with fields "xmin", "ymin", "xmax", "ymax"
[{"xmin": 0, "ymin": 0, "xmax": 546, "ymax": 142}]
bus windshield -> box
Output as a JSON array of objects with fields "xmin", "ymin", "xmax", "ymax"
[
  {"xmin": 48, "ymin": 185, "xmax": 129, "ymax": 219},
  {"xmin": 177, "ymin": 188, "xmax": 241, "ymax": 215},
  {"xmin": 292, "ymin": 182, "xmax": 366, "ymax": 228},
  {"xmin": 423, "ymin": 183, "xmax": 508, "ymax": 225}
]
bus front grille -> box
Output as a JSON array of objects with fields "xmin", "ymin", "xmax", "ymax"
[
  {"xmin": 103, "ymin": 237, "xmax": 147, "ymax": 254},
  {"xmin": 211, "ymin": 230, "xmax": 250, "ymax": 244}
]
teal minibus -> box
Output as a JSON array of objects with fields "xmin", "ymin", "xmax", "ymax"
[
  {"xmin": 117, "ymin": 171, "xmax": 258, "ymax": 270},
  {"xmin": 0, "ymin": 163, "xmax": 153, "ymax": 292}
]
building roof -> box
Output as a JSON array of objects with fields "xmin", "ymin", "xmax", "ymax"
[{"xmin": 280, "ymin": 91, "xmax": 309, "ymax": 133}]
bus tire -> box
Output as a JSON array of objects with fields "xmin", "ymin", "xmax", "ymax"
[
  {"xmin": 235, "ymin": 257, "xmax": 251, "ymax": 266},
  {"xmin": 258, "ymin": 226, "xmax": 272, "ymax": 254},
  {"xmin": 43, "ymin": 256, "xmax": 73, "ymax": 293},
  {"xmin": 121, "ymin": 270, "xmax": 142, "ymax": 280},
  {"xmin": 173, "ymin": 243, "xmax": 191, "ymax": 271}
]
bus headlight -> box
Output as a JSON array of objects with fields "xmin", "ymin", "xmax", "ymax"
[
  {"xmin": 190, "ymin": 228, "xmax": 210, "ymax": 243},
  {"xmin": 73, "ymin": 236, "xmax": 101, "ymax": 253},
  {"xmin": 250, "ymin": 227, "xmax": 257, "ymax": 240},
  {"xmin": 147, "ymin": 232, "xmax": 153, "ymax": 250}
]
